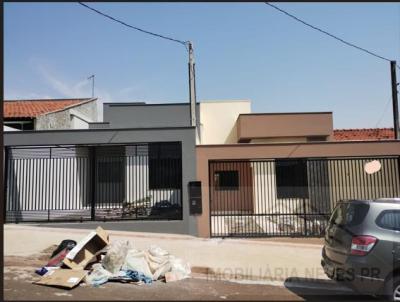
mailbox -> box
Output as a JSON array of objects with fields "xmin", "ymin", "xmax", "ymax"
[{"xmin": 188, "ymin": 181, "xmax": 202, "ymax": 215}]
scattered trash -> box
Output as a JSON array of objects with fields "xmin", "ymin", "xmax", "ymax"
[
  {"xmin": 122, "ymin": 249, "xmax": 154, "ymax": 279},
  {"xmin": 169, "ymin": 257, "xmax": 191, "ymax": 279},
  {"xmin": 34, "ymin": 269, "xmax": 88, "ymax": 289},
  {"xmin": 32, "ymin": 226, "xmax": 191, "ymax": 290},
  {"xmin": 85, "ymin": 263, "xmax": 113, "ymax": 287},
  {"xmin": 165, "ymin": 271, "xmax": 187, "ymax": 283},
  {"xmin": 50, "ymin": 240, "xmax": 77, "ymax": 258},
  {"xmin": 63, "ymin": 226, "xmax": 109, "ymax": 270},
  {"xmin": 102, "ymin": 240, "xmax": 133, "ymax": 274},
  {"xmin": 35, "ymin": 266, "xmax": 60, "ymax": 276},
  {"xmin": 35, "ymin": 240, "xmax": 77, "ymax": 276},
  {"xmin": 120, "ymin": 270, "xmax": 152, "ymax": 284},
  {"xmin": 47, "ymin": 248, "xmax": 71, "ymax": 267}
]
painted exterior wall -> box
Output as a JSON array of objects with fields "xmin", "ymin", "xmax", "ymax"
[
  {"xmin": 196, "ymin": 140, "xmax": 400, "ymax": 237},
  {"xmin": 102, "ymin": 101, "xmax": 252, "ymax": 144},
  {"xmin": 209, "ymin": 161, "xmax": 253, "ymax": 213},
  {"xmin": 237, "ymin": 112, "xmax": 333, "ymax": 142},
  {"xmin": 72, "ymin": 100, "xmax": 97, "ymax": 123},
  {"xmin": 250, "ymin": 137, "xmax": 308, "ymax": 144},
  {"xmin": 36, "ymin": 109, "xmax": 70, "ymax": 130},
  {"xmin": 71, "ymin": 116, "xmax": 89, "ymax": 129},
  {"xmin": 199, "ymin": 100, "xmax": 251, "ymax": 144},
  {"xmin": 35, "ymin": 100, "xmax": 97, "ymax": 130},
  {"xmin": 103, "ymin": 103, "xmax": 199, "ymax": 128},
  {"xmin": 4, "ymin": 127, "xmax": 198, "ymax": 236}
]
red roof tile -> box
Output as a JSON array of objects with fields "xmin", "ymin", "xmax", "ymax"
[
  {"xmin": 334, "ymin": 128, "xmax": 395, "ymax": 141},
  {"xmin": 4, "ymin": 98, "xmax": 94, "ymax": 118}
]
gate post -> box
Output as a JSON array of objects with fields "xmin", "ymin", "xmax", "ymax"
[
  {"xmin": 89, "ymin": 147, "xmax": 96, "ymax": 221},
  {"xmin": 3, "ymin": 147, "xmax": 9, "ymax": 222},
  {"xmin": 303, "ymin": 197, "xmax": 307, "ymax": 236}
]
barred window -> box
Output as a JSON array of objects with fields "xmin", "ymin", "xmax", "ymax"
[
  {"xmin": 214, "ymin": 171, "xmax": 239, "ymax": 191},
  {"xmin": 148, "ymin": 143, "xmax": 182, "ymax": 189},
  {"xmin": 275, "ymin": 159, "xmax": 309, "ymax": 198}
]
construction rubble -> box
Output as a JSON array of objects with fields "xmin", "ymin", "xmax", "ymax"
[{"xmin": 33, "ymin": 227, "xmax": 191, "ymax": 289}]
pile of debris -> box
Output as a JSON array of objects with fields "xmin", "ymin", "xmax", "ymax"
[{"xmin": 33, "ymin": 227, "xmax": 191, "ymax": 289}]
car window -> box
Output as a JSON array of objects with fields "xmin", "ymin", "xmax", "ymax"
[
  {"xmin": 376, "ymin": 210, "xmax": 400, "ymax": 231},
  {"xmin": 329, "ymin": 203, "xmax": 369, "ymax": 227}
]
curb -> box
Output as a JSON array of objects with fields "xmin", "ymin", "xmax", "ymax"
[{"xmin": 5, "ymin": 224, "xmax": 323, "ymax": 249}]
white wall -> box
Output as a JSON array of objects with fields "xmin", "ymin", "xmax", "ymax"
[
  {"xmin": 71, "ymin": 115, "xmax": 90, "ymax": 129},
  {"xmin": 199, "ymin": 100, "xmax": 251, "ymax": 145},
  {"xmin": 251, "ymin": 161, "xmax": 305, "ymax": 215},
  {"xmin": 35, "ymin": 100, "xmax": 97, "ymax": 130}
]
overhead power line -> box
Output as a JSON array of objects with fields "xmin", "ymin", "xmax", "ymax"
[
  {"xmin": 78, "ymin": 2, "xmax": 189, "ymax": 48},
  {"xmin": 374, "ymin": 98, "xmax": 392, "ymax": 128},
  {"xmin": 265, "ymin": 2, "xmax": 399, "ymax": 69}
]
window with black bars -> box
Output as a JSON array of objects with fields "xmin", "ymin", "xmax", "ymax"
[
  {"xmin": 148, "ymin": 142, "xmax": 182, "ymax": 189},
  {"xmin": 275, "ymin": 159, "xmax": 309, "ymax": 198},
  {"xmin": 214, "ymin": 170, "xmax": 239, "ymax": 191}
]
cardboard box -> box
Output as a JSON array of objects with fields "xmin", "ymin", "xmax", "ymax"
[
  {"xmin": 34, "ymin": 269, "xmax": 87, "ymax": 289},
  {"xmin": 63, "ymin": 227, "xmax": 109, "ymax": 270}
]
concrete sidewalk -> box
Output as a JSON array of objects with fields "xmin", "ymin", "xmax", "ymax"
[{"xmin": 4, "ymin": 224, "xmax": 327, "ymax": 282}]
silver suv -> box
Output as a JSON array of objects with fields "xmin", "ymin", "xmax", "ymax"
[{"xmin": 321, "ymin": 198, "xmax": 400, "ymax": 301}]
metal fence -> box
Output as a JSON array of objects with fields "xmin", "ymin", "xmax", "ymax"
[
  {"xmin": 209, "ymin": 156, "xmax": 400, "ymax": 238},
  {"xmin": 4, "ymin": 142, "xmax": 183, "ymax": 223}
]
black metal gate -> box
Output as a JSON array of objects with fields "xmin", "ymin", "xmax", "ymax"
[
  {"xmin": 209, "ymin": 156, "xmax": 400, "ymax": 237},
  {"xmin": 4, "ymin": 142, "xmax": 183, "ymax": 223}
]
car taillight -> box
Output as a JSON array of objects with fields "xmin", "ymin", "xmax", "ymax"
[{"xmin": 350, "ymin": 235, "xmax": 377, "ymax": 256}]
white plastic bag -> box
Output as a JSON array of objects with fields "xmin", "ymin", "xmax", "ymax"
[
  {"xmin": 122, "ymin": 249, "xmax": 153, "ymax": 279},
  {"xmin": 102, "ymin": 240, "xmax": 134, "ymax": 274},
  {"xmin": 85, "ymin": 263, "xmax": 113, "ymax": 287},
  {"xmin": 148, "ymin": 245, "xmax": 169, "ymax": 257},
  {"xmin": 147, "ymin": 246, "xmax": 171, "ymax": 280},
  {"xmin": 169, "ymin": 256, "xmax": 191, "ymax": 278}
]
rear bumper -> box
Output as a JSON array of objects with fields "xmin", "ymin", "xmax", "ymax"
[{"xmin": 321, "ymin": 249, "xmax": 385, "ymax": 295}]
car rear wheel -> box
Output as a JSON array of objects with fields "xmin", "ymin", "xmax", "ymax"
[
  {"xmin": 394, "ymin": 283, "xmax": 400, "ymax": 302},
  {"xmin": 384, "ymin": 275, "xmax": 400, "ymax": 302}
]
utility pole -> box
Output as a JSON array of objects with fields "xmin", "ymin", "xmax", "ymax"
[
  {"xmin": 188, "ymin": 41, "xmax": 197, "ymax": 127},
  {"xmin": 88, "ymin": 74, "xmax": 95, "ymax": 98},
  {"xmin": 390, "ymin": 61, "xmax": 399, "ymax": 140}
]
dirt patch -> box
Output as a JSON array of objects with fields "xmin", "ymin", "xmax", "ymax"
[{"xmin": 4, "ymin": 245, "xmax": 57, "ymax": 267}]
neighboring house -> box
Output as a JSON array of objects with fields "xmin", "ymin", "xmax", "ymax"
[
  {"xmin": 334, "ymin": 128, "xmax": 395, "ymax": 141},
  {"xmin": 4, "ymin": 125, "xmax": 20, "ymax": 132},
  {"xmin": 4, "ymin": 98, "xmax": 97, "ymax": 130}
]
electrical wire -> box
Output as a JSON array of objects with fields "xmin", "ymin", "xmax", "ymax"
[
  {"xmin": 374, "ymin": 98, "xmax": 392, "ymax": 128},
  {"xmin": 265, "ymin": 2, "xmax": 399, "ymax": 69},
  {"xmin": 78, "ymin": 2, "xmax": 189, "ymax": 48}
]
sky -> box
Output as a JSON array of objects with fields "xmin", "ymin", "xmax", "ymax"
[{"xmin": 4, "ymin": 2, "xmax": 400, "ymax": 129}]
